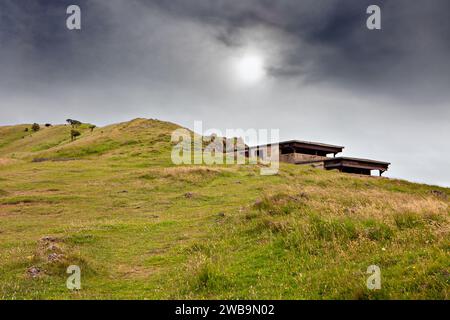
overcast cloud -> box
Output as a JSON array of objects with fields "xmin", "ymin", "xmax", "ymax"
[{"xmin": 0, "ymin": 0, "xmax": 449, "ymax": 186}]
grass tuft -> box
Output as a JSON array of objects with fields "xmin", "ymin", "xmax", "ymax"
[
  {"xmin": 393, "ymin": 212, "xmax": 424, "ymax": 230},
  {"xmin": 362, "ymin": 219, "xmax": 394, "ymax": 241},
  {"xmin": 309, "ymin": 215, "xmax": 359, "ymax": 241},
  {"xmin": 254, "ymin": 192, "xmax": 307, "ymax": 215},
  {"xmin": 189, "ymin": 256, "xmax": 229, "ymax": 292}
]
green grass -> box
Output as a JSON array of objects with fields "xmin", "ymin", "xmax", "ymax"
[{"xmin": 0, "ymin": 118, "xmax": 448, "ymax": 299}]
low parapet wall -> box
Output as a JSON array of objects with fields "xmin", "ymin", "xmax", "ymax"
[{"xmin": 280, "ymin": 153, "xmax": 328, "ymax": 164}]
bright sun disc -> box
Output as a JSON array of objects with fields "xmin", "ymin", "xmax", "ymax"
[{"xmin": 234, "ymin": 54, "xmax": 266, "ymax": 84}]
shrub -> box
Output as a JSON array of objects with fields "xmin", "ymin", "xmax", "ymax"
[
  {"xmin": 31, "ymin": 123, "xmax": 40, "ymax": 132},
  {"xmin": 24, "ymin": 128, "xmax": 29, "ymax": 132},
  {"xmin": 45, "ymin": 123, "xmax": 52, "ymax": 127},
  {"xmin": 66, "ymin": 119, "xmax": 82, "ymax": 128},
  {"xmin": 70, "ymin": 130, "xmax": 81, "ymax": 141}
]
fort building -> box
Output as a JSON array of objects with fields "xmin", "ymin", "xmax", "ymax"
[{"xmin": 248, "ymin": 140, "xmax": 390, "ymax": 176}]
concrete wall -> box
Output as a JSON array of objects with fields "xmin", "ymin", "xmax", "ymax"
[{"xmin": 279, "ymin": 153, "xmax": 328, "ymax": 164}]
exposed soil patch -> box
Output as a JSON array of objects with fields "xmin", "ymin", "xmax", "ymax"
[
  {"xmin": 0, "ymin": 158, "xmax": 16, "ymax": 165},
  {"xmin": 184, "ymin": 192, "xmax": 195, "ymax": 198},
  {"xmin": 37, "ymin": 236, "xmax": 65, "ymax": 262},
  {"xmin": 27, "ymin": 266, "xmax": 41, "ymax": 278}
]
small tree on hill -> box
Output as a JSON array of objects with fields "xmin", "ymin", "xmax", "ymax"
[
  {"xmin": 71, "ymin": 130, "xmax": 81, "ymax": 141},
  {"xmin": 45, "ymin": 123, "xmax": 52, "ymax": 127},
  {"xmin": 66, "ymin": 119, "xmax": 82, "ymax": 128},
  {"xmin": 31, "ymin": 123, "xmax": 40, "ymax": 132},
  {"xmin": 89, "ymin": 124, "xmax": 96, "ymax": 132}
]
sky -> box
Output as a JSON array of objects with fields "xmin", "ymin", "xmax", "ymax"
[{"xmin": 0, "ymin": 0, "xmax": 449, "ymax": 186}]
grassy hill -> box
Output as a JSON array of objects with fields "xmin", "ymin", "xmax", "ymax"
[{"xmin": 0, "ymin": 118, "xmax": 448, "ymax": 299}]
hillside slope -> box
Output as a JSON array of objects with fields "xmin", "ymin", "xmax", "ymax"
[{"xmin": 0, "ymin": 118, "xmax": 448, "ymax": 299}]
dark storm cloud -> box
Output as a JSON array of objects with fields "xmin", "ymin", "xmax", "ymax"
[
  {"xmin": 150, "ymin": 0, "xmax": 450, "ymax": 103},
  {"xmin": 2, "ymin": 0, "xmax": 449, "ymax": 101},
  {"xmin": 0, "ymin": 0, "xmax": 247, "ymax": 121},
  {"xmin": 0, "ymin": 0, "xmax": 232, "ymax": 88},
  {"xmin": 0, "ymin": 0, "xmax": 103, "ymax": 87}
]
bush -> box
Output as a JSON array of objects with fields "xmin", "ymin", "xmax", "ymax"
[
  {"xmin": 31, "ymin": 123, "xmax": 40, "ymax": 132},
  {"xmin": 45, "ymin": 123, "xmax": 52, "ymax": 127},
  {"xmin": 70, "ymin": 130, "xmax": 81, "ymax": 141},
  {"xmin": 66, "ymin": 119, "xmax": 82, "ymax": 128}
]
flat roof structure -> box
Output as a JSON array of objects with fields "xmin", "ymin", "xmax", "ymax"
[
  {"xmin": 250, "ymin": 140, "xmax": 344, "ymax": 156},
  {"xmin": 323, "ymin": 157, "xmax": 390, "ymax": 176}
]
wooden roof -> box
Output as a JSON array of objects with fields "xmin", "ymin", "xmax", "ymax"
[
  {"xmin": 324, "ymin": 157, "xmax": 390, "ymax": 171},
  {"xmin": 250, "ymin": 140, "xmax": 344, "ymax": 154}
]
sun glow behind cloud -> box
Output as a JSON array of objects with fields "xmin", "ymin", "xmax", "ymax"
[{"xmin": 232, "ymin": 53, "xmax": 266, "ymax": 85}]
